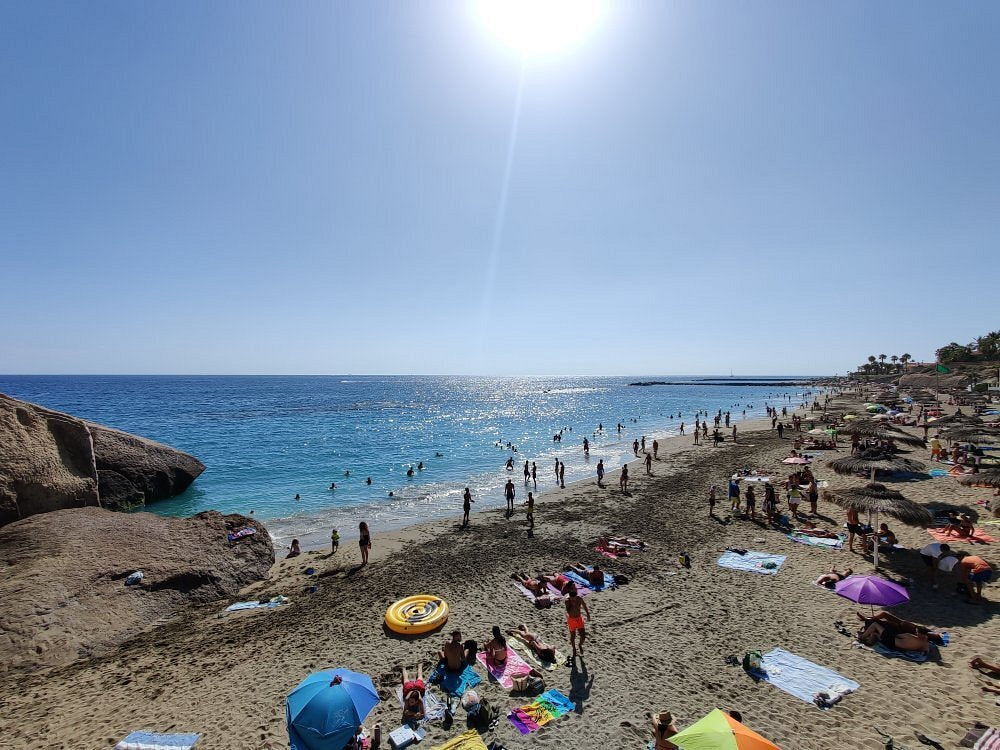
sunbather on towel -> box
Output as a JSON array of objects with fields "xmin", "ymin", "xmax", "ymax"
[
  {"xmin": 858, "ymin": 619, "xmax": 930, "ymax": 653},
  {"xmin": 402, "ymin": 664, "xmax": 426, "ymax": 696},
  {"xmin": 816, "ymin": 567, "xmax": 853, "ymax": 589},
  {"xmin": 511, "ymin": 573, "xmax": 560, "ymax": 607},
  {"xmin": 856, "ymin": 611, "xmax": 945, "ymax": 645},
  {"xmin": 568, "ymin": 562, "xmax": 606, "ymax": 588},
  {"xmin": 483, "ymin": 625, "xmax": 508, "ymax": 666},
  {"xmin": 402, "ymin": 687, "xmax": 425, "ymax": 726},
  {"xmin": 507, "ymin": 624, "xmax": 557, "ymax": 663},
  {"xmin": 794, "ymin": 528, "xmax": 840, "ymax": 539},
  {"xmin": 970, "ymin": 657, "xmax": 1000, "ymax": 677},
  {"xmin": 599, "ymin": 535, "xmax": 644, "ymax": 549},
  {"xmin": 650, "ymin": 710, "xmax": 679, "ymax": 750},
  {"xmin": 539, "ymin": 572, "xmax": 574, "ymax": 594}
]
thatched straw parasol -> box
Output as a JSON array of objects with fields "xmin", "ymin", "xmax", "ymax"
[
  {"xmin": 829, "ymin": 453, "xmax": 926, "ymax": 482},
  {"xmin": 837, "ymin": 419, "xmax": 927, "ymax": 448},
  {"xmin": 926, "ymin": 414, "xmax": 982, "ymax": 427},
  {"xmin": 939, "ymin": 426, "xmax": 1000, "ymax": 444},
  {"xmin": 956, "ymin": 470, "xmax": 1000, "ymax": 489},
  {"xmin": 827, "ymin": 483, "xmax": 933, "ymax": 568}
]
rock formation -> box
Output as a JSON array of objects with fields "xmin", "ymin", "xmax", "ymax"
[
  {"xmin": 0, "ymin": 507, "xmax": 273, "ymax": 673},
  {"xmin": 0, "ymin": 393, "xmax": 205, "ymax": 526}
]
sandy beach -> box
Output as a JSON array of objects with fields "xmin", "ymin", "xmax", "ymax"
[{"xmin": 2, "ymin": 402, "xmax": 998, "ymax": 750}]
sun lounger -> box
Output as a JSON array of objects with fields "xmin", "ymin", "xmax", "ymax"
[
  {"xmin": 429, "ymin": 729, "xmax": 489, "ymax": 750},
  {"xmin": 116, "ymin": 732, "xmax": 201, "ymax": 750},
  {"xmin": 717, "ymin": 551, "xmax": 786, "ymax": 575},
  {"xmin": 394, "ymin": 685, "xmax": 448, "ymax": 723},
  {"xmin": 476, "ymin": 646, "xmax": 532, "ymax": 689},
  {"xmin": 508, "ymin": 634, "xmax": 567, "ymax": 670},
  {"xmin": 508, "ymin": 689, "xmax": 575, "ymax": 734},
  {"xmin": 428, "ymin": 664, "xmax": 481, "ymax": 697},
  {"xmin": 751, "ymin": 648, "xmax": 858, "ymax": 708}
]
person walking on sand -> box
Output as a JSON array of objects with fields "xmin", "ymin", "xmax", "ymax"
[
  {"xmin": 732, "ymin": 425, "xmax": 737, "ymax": 443},
  {"xmin": 679, "ymin": 422, "xmax": 685, "ymax": 435},
  {"xmin": 641, "ymin": 436, "xmax": 646, "ymax": 453},
  {"xmin": 565, "ymin": 583, "xmax": 591, "ymax": 655},
  {"xmin": 777, "ymin": 421, "xmax": 784, "ymax": 439},
  {"xmin": 645, "ymin": 451, "xmax": 653, "ymax": 475},
  {"xmin": 504, "ymin": 479, "xmax": 516, "ymax": 516},
  {"xmin": 531, "ymin": 461, "xmax": 537, "ymax": 489},
  {"xmin": 633, "ymin": 439, "xmax": 640, "ymax": 457},
  {"xmin": 729, "ymin": 478, "xmax": 740, "ymax": 513},
  {"xmin": 619, "ymin": 464, "xmax": 629, "ymax": 493},
  {"xmin": 559, "ymin": 461, "xmax": 565, "ymax": 488},
  {"xmin": 462, "ymin": 487, "xmax": 474, "ymax": 527},
  {"xmin": 597, "ymin": 459, "xmax": 605, "ymax": 487},
  {"xmin": 708, "ymin": 485, "xmax": 717, "ymax": 517},
  {"xmin": 525, "ymin": 491, "xmax": 535, "ymax": 530},
  {"xmin": 359, "ymin": 521, "xmax": 371, "ymax": 566},
  {"xmin": 652, "ymin": 439, "xmax": 658, "ymax": 460}
]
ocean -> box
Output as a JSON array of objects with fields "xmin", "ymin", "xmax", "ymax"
[{"xmin": 0, "ymin": 375, "xmax": 818, "ymax": 545}]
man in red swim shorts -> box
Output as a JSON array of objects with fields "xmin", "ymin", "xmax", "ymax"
[{"xmin": 564, "ymin": 583, "xmax": 591, "ymax": 655}]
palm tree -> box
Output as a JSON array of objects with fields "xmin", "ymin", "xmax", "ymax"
[
  {"xmin": 868, "ymin": 355, "xmax": 877, "ymax": 367},
  {"xmin": 879, "ymin": 354, "xmax": 887, "ymax": 372},
  {"xmin": 891, "ymin": 355, "xmax": 899, "ymax": 371},
  {"xmin": 900, "ymin": 353, "xmax": 911, "ymax": 371}
]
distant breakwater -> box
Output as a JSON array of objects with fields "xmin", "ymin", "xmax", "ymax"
[{"xmin": 629, "ymin": 380, "xmax": 813, "ymax": 387}]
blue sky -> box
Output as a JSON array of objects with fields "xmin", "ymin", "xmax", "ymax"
[{"xmin": 1, "ymin": 1, "xmax": 998, "ymax": 376}]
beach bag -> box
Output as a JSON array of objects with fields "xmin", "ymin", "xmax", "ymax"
[
  {"xmin": 742, "ymin": 650, "xmax": 764, "ymax": 673},
  {"xmin": 511, "ymin": 669, "xmax": 544, "ymax": 695},
  {"xmin": 469, "ymin": 697, "xmax": 499, "ymax": 731}
]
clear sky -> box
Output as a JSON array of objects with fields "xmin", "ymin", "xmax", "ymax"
[{"xmin": 2, "ymin": 1, "xmax": 998, "ymax": 376}]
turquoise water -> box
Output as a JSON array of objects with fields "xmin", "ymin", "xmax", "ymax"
[{"xmin": 0, "ymin": 375, "xmax": 817, "ymax": 544}]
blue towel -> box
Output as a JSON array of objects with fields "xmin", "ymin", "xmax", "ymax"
[
  {"xmin": 429, "ymin": 664, "xmax": 481, "ymax": 697},
  {"xmin": 872, "ymin": 643, "xmax": 935, "ymax": 663},
  {"xmin": 537, "ymin": 688, "xmax": 576, "ymax": 713},
  {"xmin": 563, "ymin": 569, "xmax": 615, "ymax": 591},
  {"xmin": 116, "ymin": 732, "xmax": 201, "ymax": 749},
  {"xmin": 717, "ymin": 551, "xmax": 786, "ymax": 575},
  {"xmin": 753, "ymin": 648, "xmax": 859, "ymax": 706}
]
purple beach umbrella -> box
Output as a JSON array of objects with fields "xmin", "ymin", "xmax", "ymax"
[{"xmin": 834, "ymin": 574, "xmax": 909, "ymax": 615}]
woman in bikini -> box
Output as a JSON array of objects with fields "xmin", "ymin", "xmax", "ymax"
[
  {"xmin": 483, "ymin": 626, "xmax": 508, "ymax": 666},
  {"xmin": 358, "ymin": 521, "xmax": 371, "ymax": 565}
]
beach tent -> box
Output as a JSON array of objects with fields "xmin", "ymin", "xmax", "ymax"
[
  {"xmin": 287, "ymin": 668, "xmax": 379, "ymax": 750},
  {"xmin": 667, "ymin": 709, "xmax": 780, "ymax": 750}
]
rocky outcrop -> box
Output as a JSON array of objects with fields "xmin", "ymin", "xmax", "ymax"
[
  {"xmin": 0, "ymin": 393, "xmax": 204, "ymax": 526},
  {"xmin": 0, "ymin": 507, "xmax": 273, "ymax": 673},
  {"xmin": 898, "ymin": 373, "xmax": 969, "ymax": 389}
]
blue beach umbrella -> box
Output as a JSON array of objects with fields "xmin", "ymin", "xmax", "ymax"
[{"xmin": 287, "ymin": 668, "xmax": 380, "ymax": 750}]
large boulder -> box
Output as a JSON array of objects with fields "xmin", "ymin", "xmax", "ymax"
[
  {"xmin": 0, "ymin": 393, "xmax": 205, "ymax": 525},
  {"xmin": 0, "ymin": 507, "xmax": 273, "ymax": 674}
]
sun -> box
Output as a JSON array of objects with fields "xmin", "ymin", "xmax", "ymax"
[{"xmin": 476, "ymin": 0, "xmax": 606, "ymax": 60}]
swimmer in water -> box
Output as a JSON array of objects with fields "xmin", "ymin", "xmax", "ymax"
[
  {"xmin": 294, "ymin": 493, "xmax": 300, "ymax": 501},
  {"xmin": 435, "ymin": 452, "xmax": 443, "ymax": 457},
  {"xmin": 366, "ymin": 477, "xmax": 372, "ymax": 485},
  {"xmin": 388, "ymin": 491, "xmax": 394, "ymax": 497},
  {"xmin": 407, "ymin": 466, "xmax": 415, "ymax": 477},
  {"xmin": 418, "ymin": 462, "xmax": 424, "ymax": 471},
  {"xmin": 345, "ymin": 470, "xmax": 351, "ymax": 477},
  {"xmin": 329, "ymin": 483, "xmax": 336, "ymax": 490}
]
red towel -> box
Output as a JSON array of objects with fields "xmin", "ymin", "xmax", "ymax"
[{"xmin": 927, "ymin": 527, "xmax": 996, "ymax": 544}]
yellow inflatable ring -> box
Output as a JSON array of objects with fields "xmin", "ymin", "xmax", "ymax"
[{"xmin": 385, "ymin": 595, "xmax": 449, "ymax": 635}]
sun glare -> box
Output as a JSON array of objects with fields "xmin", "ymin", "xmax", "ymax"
[{"xmin": 477, "ymin": 0, "xmax": 605, "ymax": 60}]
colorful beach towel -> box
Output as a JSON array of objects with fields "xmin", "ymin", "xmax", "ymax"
[
  {"xmin": 508, "ymin": 635, "xmax": 568, "ymax": 670},
  {"xmin": 116, "ymin": 732, "xmax": 201, "ymax": 750},
  {"xmin": 974, "ymin": 727, "xmax": 1000, "ymax": 750},
  {"xmin": 717, "ymin": 551, "xmax": 787, "ymax": 575},
  {"xmin": 394, "ymin": 685, "xmax": 449, "ymax": 723},
  {"xmin": 563, "ymin": 569, "xmax": 615, "ymax": 591},
  {"xmin": 476, "ymin": 647, "xmax": 531, "ymax": 689},
  {"xmin": 928, "ymin": 527, "xmax": 996, "ymax": 544},
  {"xmin": 226, "ymin": 527, "xmax": 256, "ymax": 542},
  {"xmin": 428, "ymin": 664, "xmax": 481, "ymax": 697},
  {"xmin": 788, "ymin": 532, "xmax": 845, "ymax": 550},
  {"xmin": 508, "ymin": 689, "xmax": 575, "ymax": 734},
  {"xmin": 430, "ymin": 729, "xmax": 489, "ymax": 750},
  {"xmin": 752, "ymin": 648, "xmax": 859, "ymax": 707}
]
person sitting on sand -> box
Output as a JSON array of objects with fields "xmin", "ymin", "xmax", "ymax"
[
  {"xmin": 484, "ymin": 625, "xmax": 508, "ymax": 665},
  {"xmin": 869, "ymin": 523, "xmax": 898, "ymax": 551},
  {"xmin": 650, "ymin": 710, "xmax": 679, "ymax": 750},
  {"xmin": 507, "ymin": 624, "xmax": 557, "ymax": 662},
  {"xmin": 794, "ymin": 527, "xmax": 840, "ymax": 539},
  {"xmin": 439, "ymin": 631, "xmax": 467, "ymax": 672},
  {"xmin": 569, "ymin": 562, "xmax": 606, "ymax": 588},
  {"xmin": 952, "ymin": 514, "xmax": 976, "ymax": 538},
  {"xmin": 816, "ymin": 567, "xmax": 853, "ymax": 589},
  {"xmin": 286, "ymin": 539, "xmax": 301, "ymax": 558}
]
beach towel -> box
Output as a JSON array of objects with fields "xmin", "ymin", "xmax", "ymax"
[
  {"xmin": 116, "ymin": 732, "xmax": 201, "ymax": 750},
  {"xmin": 226, "ymin": 527, "xmax": 256, "ymax": 542},
  {"xmin": 430, "ymin": 729, "xmax": 489, "ymax": 750},
  {"xmin": 788, "ymin": 532, "xmax": 845, "ymax": 550},
  {"xmin": 927, "ymin": 527, "xmax": 996, "ymax": 544},
  {"xmin": 476, "ymin": 647, "xmax": 531, "ymax": 689},
  {"xmin": 596, "ymin": 545, "xmax": 630, "ymax": 560},
  {"xmin": 394, "ymin": 685, "xmax": 449, "ymax": 723},
  {"xmin": 974, "ymin": 728, "xmax": 1000, "ymax": 750},
  {"xmin": 508, "ymin": 634, "xmax": 568, "ymax": 670},
  {"xmin": 563, "ymin": 569, "xmax": 615, "ymax": 591},
  {"xmin": 872, "ymin": 643, "xmax": 931, "ymax": 663},
  {"xmin": 428, "ymin": 664, "xmax": 481, "ymax": 697},
  {"xmin": 511, "ymin": 581, "xmax": 564, "ymax": 604},
  {"xmin": 224, "ymin": 598, "xmax": 288, "ymax": 612},
  {"xmin": 717, "ymin": 551, "xmax": 787, "ymax": 575},
  {"xmin": 508, "ymin": 689, "xmax": 575, "ymax": 734},
  {"xmin": 752, "ymin": 648, "xmax": 859, "ymax": 707},
  {"xmin": 929, "ymin": 469, "xmax": 949, "ymax": 477}
]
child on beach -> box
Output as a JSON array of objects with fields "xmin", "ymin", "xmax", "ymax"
[
  {"xmin": 565, "ymin": 583, "xmax": 591, "ymax": 655},
  {"xmin": 330, "ymin": 528, "xmax": 339, "ymax": 554}
]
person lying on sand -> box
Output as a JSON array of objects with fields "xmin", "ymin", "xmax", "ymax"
[
  {"xmin": 856, "ymin": 611, "xmax": 945, "ymax": 644},
  {"xmin": 511, "ymin": 572, "xmax": 547, "ymax": 596},
  {"xmin": 402, "ymin": 665, "xmax": 425, "ymax": 696},
  {"xmin": 816, "ymin": 567, "xmax": 853, "ymax": 589},
  {"xmin": 538, "ymin": 572, "xmax": 574, "ymax": 594},
  {"xmin": 568, "ymin": 562, "xmax": 606, "ymax": 588},
  {"xmin": 794, "ymin": 528, "xmax": 841, "ymax": 539},
  {"xmin": 507, "ymin": 624, "xmax": 557, "ymax": 662},
  {"xmin": 599, "ymin": 535, "xmax": 645, "ymax": 549},
  {"xmin": 650, "ymin": 710, "xmax": 679, "ymax": 750},
  {"xmin": 971, "ymin": 657, "xmax": 1000, "ymax": 692},
  {"xmin": 856, "ymin": 615, "xmax": 931, "ymax": 653}
]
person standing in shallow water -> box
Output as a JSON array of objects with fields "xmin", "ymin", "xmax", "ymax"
[
  {"xmin": 597, "ymin": 459, "xmax": 605, "ymax": 487},
  {"xmin": 531, "ymin": 461, "xmax": 537, "ymax": 489},
  {"xmin": 523, "ymin": 460, "xmax": 530, "ymax": 484},
  {"xmin": 652, "ymin": 439, "xmax": 658, "ymax": 460},
  {"xmin": 359, "ymin": 522, "xmax": 371, "ymax": 566},
  {"xmin": 558, "ymin": 461, "xmax": 565, "ymax": 488}
]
